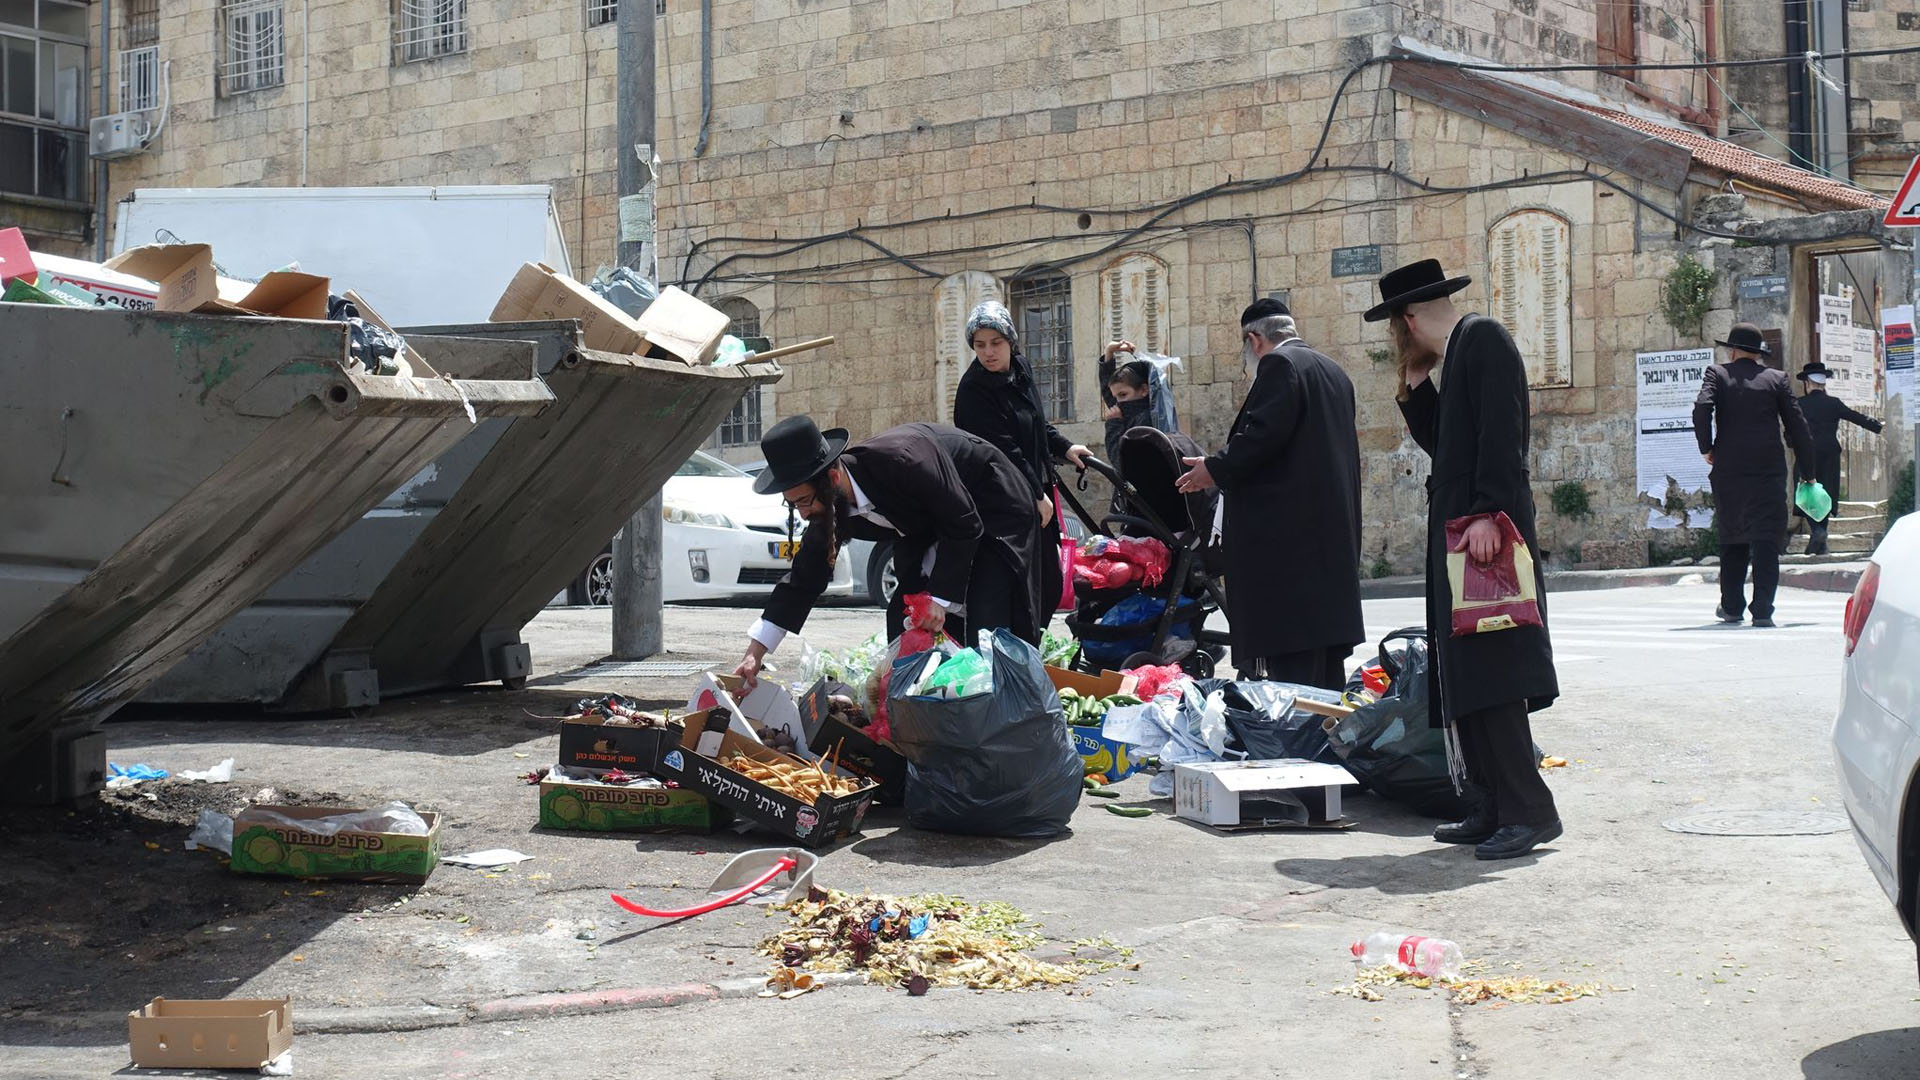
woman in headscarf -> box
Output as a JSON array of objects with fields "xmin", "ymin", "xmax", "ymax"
[{"xmin": 952, "ymin": 300, "xmax": 1092, "ymax": 620}]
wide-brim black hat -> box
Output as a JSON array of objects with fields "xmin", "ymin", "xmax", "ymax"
[
  {"xmin": 1798, "ymin": 361, "xmax": 1830, "ymax": 380},
  {"xmin": 1364, "ymin": 258, "xmax": 1473, "ymax": 322},
  {"xmin": 753, "ymin": 415, "xmax": 850, "ymax": 495},
  {"xmin": 1715, "ymin": 323, "xmax": 1771, "ymax": 357}
]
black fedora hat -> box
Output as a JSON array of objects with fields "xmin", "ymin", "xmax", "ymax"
[
  {"xmin": 1798, "ymin": 360, "xmax": 1831, "ymax": 381},
  {"xmin": 1364, "ymin": 259, "xmax": 1473, "ymax": 322},
  {"xmin": 1714, "ymin": 323, "xmax": 1771, "ymax": 357},
  {"xmin": 753, "ymin": 415, "xmax": 850, "ymax": 495}
]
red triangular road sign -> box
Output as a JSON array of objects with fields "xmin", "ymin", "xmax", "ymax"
[{"xmin": 1885, "ymin": 156, "xmax": 1920, "ymax": 227}]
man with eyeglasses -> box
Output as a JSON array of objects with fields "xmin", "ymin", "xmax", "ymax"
[{"xmin": 731, "ymin": 416, "xmax": 1044, "ymax": 688}]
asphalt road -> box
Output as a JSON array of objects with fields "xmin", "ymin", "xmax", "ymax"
[{"xmin": 4, "ymin": 583, "xmax": 1912, "ymax": 1080}]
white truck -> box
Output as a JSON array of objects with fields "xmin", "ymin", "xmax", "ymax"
[{"xmin": 112, "ymin": 184, "xmax": 572, "ymax": 325}]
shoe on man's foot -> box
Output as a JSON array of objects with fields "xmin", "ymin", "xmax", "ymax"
[
  {"xmin": 1474, "ymin": 819, "xmax": 1563, "ymax": 861},
  {"xmin": 1752, "ymin": 617, "xmax": 1777, "ymax": 628},
  {"xmin": 1715, "ymin": 605, "xmax": 1742, "ymax": 624},
  {"xmin": 1434, "ymin": 814, "xmax": 1498, "ymax": 845}
]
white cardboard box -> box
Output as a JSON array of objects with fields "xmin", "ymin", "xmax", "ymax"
[
  {"xmin": 686, "ymin": 672, "xmax": 810, "ymax": 757},
  {"xmin": 1173, "ymin": 759, "xmax": 1355, "ymax": 830}
]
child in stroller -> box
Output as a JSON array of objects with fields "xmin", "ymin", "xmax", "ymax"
[{"xmin": 1058, "ymin": 426, "xmax": 1232, "ymax": 677}]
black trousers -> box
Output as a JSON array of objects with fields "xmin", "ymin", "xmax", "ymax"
[
  {"xmin": 885, "ymin": 551, "xmax": 1041, "ymax": 646},
  {"xmin": 1806, "ymin": 520, "xmax": 1830, "ymax": 555},
  {"xmin": 1239, "ymin": 646, "xmax": 1353, "ymax": 691},
  {"xmin": 1458, "ymin": 700, "xmax": 1558, "ymax": 827},
  {"xmin": 1720, "ymin": 539, "xmax": 1781, "ymax": 620}
]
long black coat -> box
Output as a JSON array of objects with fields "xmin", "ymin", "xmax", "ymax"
[
  {"xmin": 952, "ymin": 355, "xmax": 1069, "ymax": 611},
  {"xmin": 760, "ymin": 423, "xmax": 1042, "ymax": 639},
  {"xmin": 1692, "ymin": 359, "xmax": 1814, "ymax": 544},
  {"xmin": 1398, "ymin": 316, "xmax": 1557, "ymax": 725},
  {"xmin": 1794, "ymin": 390, "xmax": 1882, "ymax": 516},
  {"xmin": 1204, "ymin": 340, "xmax": 1365, "ymax": 660}
]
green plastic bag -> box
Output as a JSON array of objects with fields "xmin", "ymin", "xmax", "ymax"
[
  {"xmin": 1795, "ymin": 480, "xmax": 1834, "ymax": 523},
  {"xmin": 922, "ymin": 649, "xmax": 989, "ymax": 696}
]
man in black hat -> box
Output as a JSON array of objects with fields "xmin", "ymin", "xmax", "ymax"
[
  {"xmin": 1173, "ymin": 297, "xmax": 1363, "ymax": 689},
  {"xmin": 1367, "ymin": 258, "xmax": 1562, "ymax": 861},
  {"xmin": 1692, "ymin": 324, "xmax": 1813, "ymax": 623},
  {"xmin": 1793, "ymin": 360, "xmax": 1883, "ymax": 555},
  {"xmin": 731, "ymin": 416, "xmax": 1043, "ymax": 688}
]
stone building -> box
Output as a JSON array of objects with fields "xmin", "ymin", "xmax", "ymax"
[{"xmin": 3, "ymin": 0, "xmax": 1908, "ymax": 568}]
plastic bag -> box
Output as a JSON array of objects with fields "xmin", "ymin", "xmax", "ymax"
[
  {"xmin": 1795, "ymin": 480, "xmax": 1834, "ymax": 523},
  {"xmin": 1198, "ymin": 679, "xmax": 1346, "ymax": 762},
  {"xmin": 1074, "ymin": 535, "xmax": 1171, "ymax": 590},
  {"xmin": 921, "ymin": 649, "xmax": 990, "ymax": 698},
  {"xmin": 1080, "ymin": 594, "xmax": 1195, "ymax": 669},
  {"xmin": 1040, "ymin": 630, "xmax": 1079, "ymax": 669},
  {"xmin": 1100, "ymin": 680, "xmax": 1226, "ymax": 798},
  {"xmin": 886, "ymin": 631, "xmax": 1082, "ymax": 837},
  {"xmin": 714, "ymin": 335, "xmax": 749, "ymax": 367},
  {"xmin": 185, "ymin": 810, "xmax": 235, "ymax": 855},
  {"xmin": 242, "ymin": 801, "xmax": 432, "ymax": 837},
  {"xmin": 591, "ymin": 266, "xmax": 659, "ymax": 318},
  {"xmin": 1123, "ymin": 662, "xmax": 1190, "ymax": 702},
  {"xmin": 327, "ymin": 294, "xmax": 411, "ymax": 377},
  {"xmin": 1323, "ymin": 628, "xmax": 1477, "ymax": 821}
]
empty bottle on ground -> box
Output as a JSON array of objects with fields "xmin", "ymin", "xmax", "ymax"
[{"xmin": 1350, "ymin": 932, "xmax": 1463, "ymax": 979}]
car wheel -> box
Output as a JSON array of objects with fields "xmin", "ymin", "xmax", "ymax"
[
  {"xmin": 865, "ymin": 543, "xmax": 899, "ymax": 607},
  {"xmin": 579, "ymin": 551, "xmax": 615, "ymax": 607}
]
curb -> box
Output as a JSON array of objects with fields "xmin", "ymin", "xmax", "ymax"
[{"xmin": 469, "ymin": 983, "xmax": 722, "ymax": 1023}]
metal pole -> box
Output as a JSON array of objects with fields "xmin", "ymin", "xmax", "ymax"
[
  {"xmin": 95, "ymin": 0, "xmax": 111, "ymax": 260},
  {"xmin": 611, "ymin": 0, "xmax": 663, "ymax": 659}
]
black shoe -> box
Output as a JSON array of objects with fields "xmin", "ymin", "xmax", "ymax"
[
  {"xmin": 1715, "ymin": 605, "xmax": 1742, "ymax": 624},
  {"xmin": 1752, "ymin": 617, "xmax": 1777, "ymax": 628},
  {"xmin": 1474, "ymin": 819, "xmax": 1563, "ymax": 860},
  {"xmin": 1434, "ymin": 815, "xmax": 1498, "ymax": 845}
]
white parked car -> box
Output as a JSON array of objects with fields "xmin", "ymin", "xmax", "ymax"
[
  {"xmin": 1832, "ymin": 511, "xmax": 1920, "ymax": 973},
  {"xmin": 567, "ymin": 451, "xmax": 853, "ymax": 605}
]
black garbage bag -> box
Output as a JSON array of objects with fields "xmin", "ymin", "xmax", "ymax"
[
  {"xmin": 885, "ymin": 631, "xmax": 1082, "ymax": 838},
  {"xmin": 327, "ymin": 294, "xmax": 408, "ymax": 375},
  {"xmin": 1198, "ymin": 678, "xmax": 1344, "ymax": 763},
  {"xmin": 1324, "ymin": 627, "xmax": 1477, "ymax": 821}
]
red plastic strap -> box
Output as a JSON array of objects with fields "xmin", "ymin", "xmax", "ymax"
[{"xmin": 609, "ymin": 856, "xmax": 794, "ymax": 919}]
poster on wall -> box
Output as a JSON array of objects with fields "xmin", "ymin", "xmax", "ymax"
[
  {"xmin": 1819, "ymin": 291, "xmax": 1858, "ymax": 395},
  {"xmin": 1882, "ymin": 305, "xmax": 1915, "ymax": 426},
  {"xmin": 1838, "ymin": 326, "xmax": 1881, "ymax": 408},
  {"xmin": 1635, "ymin": 348, "xmax": 1715, "ymax": 499}
]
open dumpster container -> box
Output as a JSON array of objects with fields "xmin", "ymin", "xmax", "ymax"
[
  {"xmin": 133, "ymin": 320, "xmax": 781, "ymax": 711},
  {"xmin": 0, "ymin": 304, "xmax": 555, "ymax": 802}
]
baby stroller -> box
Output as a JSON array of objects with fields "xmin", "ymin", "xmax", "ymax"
[{"xmin": 1057, "ymin": 426, "xmax": 1232, "ymax": 677}]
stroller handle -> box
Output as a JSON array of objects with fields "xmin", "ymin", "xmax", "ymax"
[{"xmin": 1071, "ymin": 454, "xmax": 1122, "ymax": 488}]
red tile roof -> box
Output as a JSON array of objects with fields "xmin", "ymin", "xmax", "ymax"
[{"xmin": 1570, "ymin": 102, "xmax": 1889, "ymax": 212}]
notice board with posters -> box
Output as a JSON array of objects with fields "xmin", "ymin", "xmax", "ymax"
[
  {"xmin": 1883, "ymin": 305, "xmax": 1915, "ymax": 425},
  {"xmin": 1635, "ymin": 348, "xmax": 1714, "ymax": 498}
]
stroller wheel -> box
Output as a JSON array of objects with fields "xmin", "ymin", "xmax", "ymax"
[{"xmin": 1178, "ymin": 650, "xmax": 1215, "ymax": 678}]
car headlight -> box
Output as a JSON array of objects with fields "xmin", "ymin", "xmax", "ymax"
[{"xmin": 662, "ymin": 504, "xmax": 736, "ymax": 529}]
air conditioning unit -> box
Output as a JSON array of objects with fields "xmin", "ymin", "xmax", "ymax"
[{"xmin": 89, "ymin": 113, "xmax": 148, "ymax": 160}]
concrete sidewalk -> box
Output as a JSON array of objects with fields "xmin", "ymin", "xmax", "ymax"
[{"xmin": 1359, "ymin": 559, "xmax": 1870, "ymax": 600}]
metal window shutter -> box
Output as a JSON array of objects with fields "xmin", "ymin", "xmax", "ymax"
[
  {"xmin": 933, "ymin": 271, "xmax": 1000, "ymax": 418},
  {"xmin": 1100, "ymin": 253, "xmax": 1168, "ymax": 355},
  {"xmin": 1489, "ymin": 211, "xmax": 1572, "ymax": 389}
]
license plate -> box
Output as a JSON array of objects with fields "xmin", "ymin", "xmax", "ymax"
[{"xmin": 775, "ymin": 540, "xmax": 801, "ymax": 560}]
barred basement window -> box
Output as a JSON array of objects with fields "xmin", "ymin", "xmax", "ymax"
[
  {"xmin": 586, "ymin": 0, "xmax": 617, "ymax": 27},
  {"xmin": 220, "ymin": 0, "xmax": 285, "ymax": 95},
  {"xmin": 713, "ymin": 298, "xmax": 764, "ymax": 447},
  {"xmin": 1488, "ymin": 209, "xmax": 1573, "ymax": 389},
  {"xmin": 1099, "ymin": 252, "xmax": 1168, "ymax": 355},
  {"xmin": 1010, "ymin": 271, "xmax": 1075, "ymax": 422},
  {"xmin": 933, "ymin": 271, "xmax": 1001, "ymax": 419},
  {"xmin": 120, "ymin": 46, "xmax": 159, "ymax": 111},
  {"xmin": 395, "ymin": 0, "xmax": 466, "ymax": 64}
]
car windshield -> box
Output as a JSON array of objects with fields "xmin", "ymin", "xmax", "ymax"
[{"xmin": 675, "ymin": 451, "xmax": 747, "ymax": 478}]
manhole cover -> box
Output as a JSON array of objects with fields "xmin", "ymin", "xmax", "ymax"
[
  {"xmin": 1662, "ymin": 810, "xmax": 1849, "ymax": 836},
  {"xmin": 576, "ymin": 661, "xmax": 709, "ymax": 678}
]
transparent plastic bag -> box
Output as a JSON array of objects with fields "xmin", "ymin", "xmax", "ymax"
[{"xmin": 243, "ymin": 801, "xmax": 430, "ymax": 837}]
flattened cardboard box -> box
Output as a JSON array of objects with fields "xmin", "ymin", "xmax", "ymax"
[
  {"xmin": 1046, "ymin": 665, "xmax": 1144, "ymax": 782},
  {"xmin": 105, "ymin": 243, "xmax": 329, "ymax": 319},
  {"xmin": 635, "ymin": 285, "xmax": 731, "ymax": 365},
  {"xmin": 795, "ymin": 679, "xmax": 906, "ymax": 804},
  {"xmin": 229, "ymin": 804, "xmax": 442, "ymax": 884},
  {"xmin": 557, "ymin": 714, "xmax": 678, "ymax": 774},
  {"xmin": 490, "ymin": 261, "xmax": 645, "ymax": 354},
  {"xmin": 690, "ymin": 671, "xmax": 809, "ymax": 753},
  {"xmin": 654, "ymin": 710, "xmax": 877, "ymax": 849},
  {"xmin": 538, "ymin": 774, "xmax": 718, "ymax": 832},
  {"xmin": 128, "ymin": 997, "xmax": 292, "ymax": 1070}
]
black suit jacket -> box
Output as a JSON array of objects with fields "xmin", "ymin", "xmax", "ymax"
[
  {"xmin": 1692, "ymin": 358, "xmax": 1813, "ymax": 542},
  {"xmin": 760, "ymin": 423, "xmax": 1040, "ymax": 635}
]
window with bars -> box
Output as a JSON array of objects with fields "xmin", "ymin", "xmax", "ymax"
[
  {"xmin": 587, "ymin": 0, "xmax": 617, "ymax": 26},
  {"xmin": 1009, "ymin": 272, "xmax": 1075, "ymax": 422},
  {"xmin": 1488, "ymin": 210, "xmax": 1573, "ymax": 389},
  {"xmin": 122, "ymin": 0, "xmax": 160, "ymax": 49},
  {"xmin": 120, "ymin": 45, "xmax": 159, "ymax": 111},
  {"xmin": 220, "ymin": 0, "xmax": 285, "ymax": 95},
  {"xmin": 712, "ymin": 298, "xmax": 766, "ymax": 447},
  {"xmin": 395, "ymin": 0, "xmax": 466, "ymax": 64}
]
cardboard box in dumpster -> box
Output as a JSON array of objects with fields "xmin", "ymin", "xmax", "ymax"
[
  {"xmin": 490, "ymin": 261, "xmax": 645, "ymax": 354},
  {"xmin": 538, "ymin": 770, "xmax": 719, "ymax": 832},
  {"xmin": 1173, "ymin": 759, "xmax": 1357, "ymax": 832},
  {"xmin": 635, "ymin": 285, "xmax": 731, "ymax": 365},
  {"xmin": 128, "ymin": 997, "xmax": 292, "ymax": 1070},
  {"xmin": 1046, "ymin": 665, "xmax": 1144, "ymax": 782},
  {"xmin": 105, "ymin": 243, "xmax": 330, "ymax": 319},
  {"xmin": 558, "ymin": 714, "xmax": 679, "ymax": 775},
  {"xmin": 654, "ymin": 710, "xmax": 878, "ymax": 849},
  {"xmin": 795, "ymin": 679, "xmax": 907, "ymax": 804},
  {"xmin": 32, "ymin": 250, "xmax": 162, "ymax": 311},
  {"xmin": 689, "ymin": 672, "xmax": 809, "ymax": 753},
  {"xmin": 228, "ymin": 804, "xmax": 442, "ymax": 884},
  {"xmin": 0, "ymin": 226, "xmax": 32, "ymax": 285}
]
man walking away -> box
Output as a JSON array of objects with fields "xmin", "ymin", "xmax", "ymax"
[
  {"xmin": 1793, "ymin": 360, "xmax": 1882, "ymax": 555},
  {"xmin": 1175, "ymin": 298, "xmax": 1363, "ymax": 691},
  {"xmin": 1692, "ymin": 324, "xmax": 1813, "ymax": 626}
]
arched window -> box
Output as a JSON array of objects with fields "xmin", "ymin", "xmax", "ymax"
[
  {"xmin": 933, "ymin": 271, "xmax": 1001, "ymax": 419},
  {"xmin": 1009, "ymin": 271, "xmax": 1075, "ymax": 421},
  {"xmin": 1099, "ymin": 253, "xmax": 1168, "ymax": 355},
  {"xmin": 712, "ymin": 297, "xmax": 764, "ymax": 447},
  {"xmin": 1488, "ymin": 209, "xmax": 1573, "ymax": 389}
]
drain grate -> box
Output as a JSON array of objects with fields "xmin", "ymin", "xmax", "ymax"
[
  {"xmin": 575, "ymin": 660, "xmax": 709, "ymax": 678},
  {"xmin": 1662, "ymin": 810, "xmax": 1849, "ymax": 836}
]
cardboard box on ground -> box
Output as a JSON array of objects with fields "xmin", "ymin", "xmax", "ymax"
[
  {"xmin": 654, "ymin": 710, "xmax": 878, "ymax": 849},
  {"xmin": 489, "ymin": 262, "xmax": 729, "ymax": 364},
  {"xmin": 795, "ymin": 679, "xmax": 908, "ymax": 803},
  {"xmin": 557, "ymin": 712, "xmax": 679, "ymax": 774},
  {"xmin": 1172, "ymin": 759, "xmax": 1358, "ymax": 832},
  {"xmin": 127, "ymin": 997, "xmax": 292, "ymax": 1070},
  {"xmin": 537, "ymin": 771, "xmax": 719, "ymax": 832},
  {"xmin": 1046, "ymin": 665, "xmax": 1146, "ymax": 782},
  {"xmin": 688, "ymin": 672, "xmax": 811, "ymax": 753},
  {"xmin": 227, "ymin": 804, "xmax": 442, "ymax": 884}
]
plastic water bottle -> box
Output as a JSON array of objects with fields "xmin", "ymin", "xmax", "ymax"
[{"xmin": 1350, "ymin": 932, "xmax": 1463, "ymax": 979}]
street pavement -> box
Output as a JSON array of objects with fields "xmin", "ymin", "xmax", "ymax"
[{"xmin": 4, "ymin": 582, "xmax": 1914, "ymax": 1080}]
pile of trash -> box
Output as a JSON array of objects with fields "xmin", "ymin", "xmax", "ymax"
[{"xmin": 759, "ymin": 888, "xmax": 1082, "ymax": 993}]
